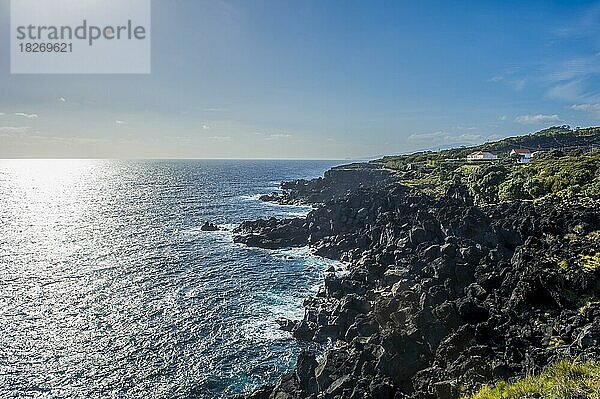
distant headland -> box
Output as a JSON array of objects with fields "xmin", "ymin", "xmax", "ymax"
[{"xmin": 234, "ymin": 126, "xmax": 600, "ymax": 399}]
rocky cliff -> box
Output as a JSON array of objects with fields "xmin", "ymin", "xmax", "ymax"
[{"xmin": 233, "ymin": 162, "xmax": 600, "ymax": 399}]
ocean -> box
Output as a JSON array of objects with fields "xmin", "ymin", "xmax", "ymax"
[{"xmin": 0, "ymin": 159, "xmax": 345, "ymax": 399}]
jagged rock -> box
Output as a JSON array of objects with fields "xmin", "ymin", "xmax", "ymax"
[
  {"xmin": 247, "ymin": 386, "xmax": 273, "ymax": 399},
  {"xmin": 236, "ymin": 168, "xmax": 600, "ymax": 399},
  {"xmin": 576, "ymin": 322, "xmax": 600, "ymax": 349},
  {"xmin": 433, "ymin": 381, "xmax": 459, "ymax": 399},
  {"xmin": 292, "ymin": 320, "xmax": 316, "ymax": 341},
  {"xmin": 276, "ymin": 318, "xmax": 297, "ymax": 333},
  {"xmin": 233, "ymin": 218, "xmax": 310, "ymax": 249},
  {"xmin": 295, "ymin": 352, "xmax": 318, "ymax": 394},
  {"xmin": 315, "ymin": 349, "xmax": 350, "ymax": 391},
  {"xmin": 324, "ymin": 375, "xmax": 353, "ymax": 396},
  {"xmin": 201, "ymin": 221, "xmax": 220, "ymax": 231}
]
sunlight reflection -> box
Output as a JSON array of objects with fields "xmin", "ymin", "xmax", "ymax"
[
  {"xmin": 0, "ymin": 160, "xmax": 104, "ymax": 269},
  {"xmin": 0, "ymin": 159, "xmax": 97, "ymax": 214}
]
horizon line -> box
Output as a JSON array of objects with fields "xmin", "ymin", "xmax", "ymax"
[{"xmin": 0, "ymin": 157, "xmax": 370, "ymax": 161}]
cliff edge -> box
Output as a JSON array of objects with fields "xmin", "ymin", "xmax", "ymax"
[{"xmin": 234, "ymin": 126, "xmax": 600, "ymax": 399}]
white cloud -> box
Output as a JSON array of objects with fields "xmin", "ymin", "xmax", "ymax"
[
  {"xmin": 546, "ymin": 80, "xmax": 594, "ymax": 102},
  {"xmin": 542, "ymin": 53, "xmax": 600, "ymax": 103},
  {"xmin": 14, "ymin": 112, "xmax": 38, "ymax": 119},
  {"xmin": 407, "ymin": 131, "xmax": 486, "ymax": 146},
  {"xmin": 515, "ymin": 114, "xmax": 562, "ymax": 124},
  {"xmin": 509, "ymin": 78, "xmax": 527, "ymax": 91},
  {"xmin": 407, "ymin": 131, "xmax": 446, "ymax": 141},
  {"xmin": 0, "ymin": 126, "xmax": 31, "ymax": 137},
  {"xmin": 208, "ymin": 136, "xmax": 233, "ymax": 142},
  {"xmin": 555, "ymin": 4, "xmax": 600, "ymax": 39},
  {"xmin": 570, "ymin": 103, "xmax": 600, "ymax": 118},
  {"xmin": 488, "ymin": 68, "xmax": 527, "ymax": 91},
  {"xmin": 172, "ymin": 136, "xmax": 193, "ymax": 142},
  {"xmin": 490, "ymin": 76, "xmax": 527, "ymax": 91},
  {"xmin": 545, "ymin": 55, "xmax": 600, "ymax": 83},
  {"xmin": 265, "ymin": 133, "xmax": 292, "ymax": 140},
  {"xmin": 486, "ymin": 134, "xmax": 505, "ymax": 141}
]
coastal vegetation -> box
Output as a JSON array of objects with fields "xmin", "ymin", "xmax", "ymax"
[
  {"xmin": 375, "ymin": 126, "xmax": 600, "ymax": 204},
  {"xmin": 237, "ymin": 126, "xmax": 600, "ymax": 399},
  {"xmin": 465, "ymin": 360, "xmax": 600, "ymax": 399}
]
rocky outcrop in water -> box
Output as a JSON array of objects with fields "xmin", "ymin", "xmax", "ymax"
[
  {"xmin": 234, "ymin": 165, "xmax": 600, "ymax": 399},
  {"xmin": 233, "ymin": 218, "xmax": 309, "ymax": 249},
  {"xmin": 201, "ymin": 221, "xmax": 220, "ymax": 231},
  {"xmin": 258, "ymin": 165, "xmax": 394, "ymax": 206}
]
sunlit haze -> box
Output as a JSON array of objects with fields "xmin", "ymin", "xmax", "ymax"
[{"xmin": 1, "ymin": 0, "xmax": 599, "ymax": 159}]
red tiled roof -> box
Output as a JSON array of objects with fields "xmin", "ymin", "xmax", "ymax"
[{"xmin": 512, "ymin": 148, "xmax": 531, "ymax": 154}]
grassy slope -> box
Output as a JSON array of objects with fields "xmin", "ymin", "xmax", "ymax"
[
  {"xmin": 465, "ymin": 360, "xmax": 600, "ymax": 399},
  {"xmin": 371, "ymin": 126, "xmax": 600, "ymax": 203},
  {"xmin": 374, "ymin": 127, "xmax": 600, "ymax": 398}
]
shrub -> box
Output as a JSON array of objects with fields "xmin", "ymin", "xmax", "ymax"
[
  {"xmin": 523, "ymin": 177, "xmax": 546, "ymax": 198},
  {"xmin": 579, "ymin": 253, "xmax": 600, "ymax": 271},
  {"xmin": 465, "ymin": 359, "xmax": 600, "ymax": 399},
  {"xmin": 468, "ymin": 164, "xmax": 508, "ymax": 204},
  {"xmin": 498, "ymin": 176, "xmax": 530, "ymax": 201}
]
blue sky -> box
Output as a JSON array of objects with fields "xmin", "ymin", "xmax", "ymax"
[{"xmin": 0, "ymin": 0, "xmax": 599, "ymax": 158}]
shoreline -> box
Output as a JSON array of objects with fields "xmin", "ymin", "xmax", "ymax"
[{"xmin": 233, "ymin": 158, "xmax": 600, "ymax": 399}]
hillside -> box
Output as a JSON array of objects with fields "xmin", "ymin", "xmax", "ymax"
[
  {"xmin": 236, "ymin": 126, "xmax": 600, "ymax": 399},
  {"xmin": 377, "ymin": 126, "xmax": 600, "ymax": 164},
  {"xmin": 369, "ymin": 126, "xmax": 600, "ymax": 203}
]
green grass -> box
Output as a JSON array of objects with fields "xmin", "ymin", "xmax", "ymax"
[
  {"xmin": 465, "ymin": 360, "xmax": 600, "ymax": 399},
  {"xmin": 579, "ymin": 299, "xmax": 600, "ymax": 315},
  {"xmin": 379, "ymin": 131, "xmax": 600, "ymax": 203},
  {"xmin": 579, "ymin": 253, "xmax": 600, "ymax": 271},
  {"xmin": 455, "ymin": 164, "xmax": 481, "ymax": 176},
  {"xmin": 588, "ymin": 231, "xmax": 600, "ymax": 240},
  {"xmin": 557, "ymin": 259, "xmax": 569, "ymax": 271}
]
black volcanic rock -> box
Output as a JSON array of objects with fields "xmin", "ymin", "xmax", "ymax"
[
  {"xmin": 235, "ymin": 163, "xmax": 600, "ymax": 399},
  {"xmin": 233, "ymin": 217, "xmax": 310, "ymax": 249},
  {"xmin": 200, "ymin": 221, "xmax": 220, "ymax": 231},
  {"xmin": 258, "ymin": 165, "xmax": 394, "ymax": 206}
]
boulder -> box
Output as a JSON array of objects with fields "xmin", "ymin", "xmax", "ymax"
[{"xmin": 200, "ymin": 221, "xmax": 219, "ymax": 231}]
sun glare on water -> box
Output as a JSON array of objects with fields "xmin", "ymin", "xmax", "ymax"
[
  {"xmin": 0, "ymin": 159, "xmax": 100, "ymax": 216},
  {"xmin": 0, "ymin": 159, "xmax": 108, "ymax": 267}
]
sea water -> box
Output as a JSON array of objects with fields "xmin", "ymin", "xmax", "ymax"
[{"xmin": 0, "ymin": 159, "xmax": 344, "ymax": 398}]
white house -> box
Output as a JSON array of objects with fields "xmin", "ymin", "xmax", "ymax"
[
  {"xmin": 467, "ymin": 151, "xmax": 498, "ymax": 161},
  {"xmin": 510, "ymin": 148, "xmax": 532, "ymax": 164}
]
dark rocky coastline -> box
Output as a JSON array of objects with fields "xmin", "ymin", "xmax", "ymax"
[{"xmin": 233, "ymin": 164, "xmax": 600, "ymax": 399}]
